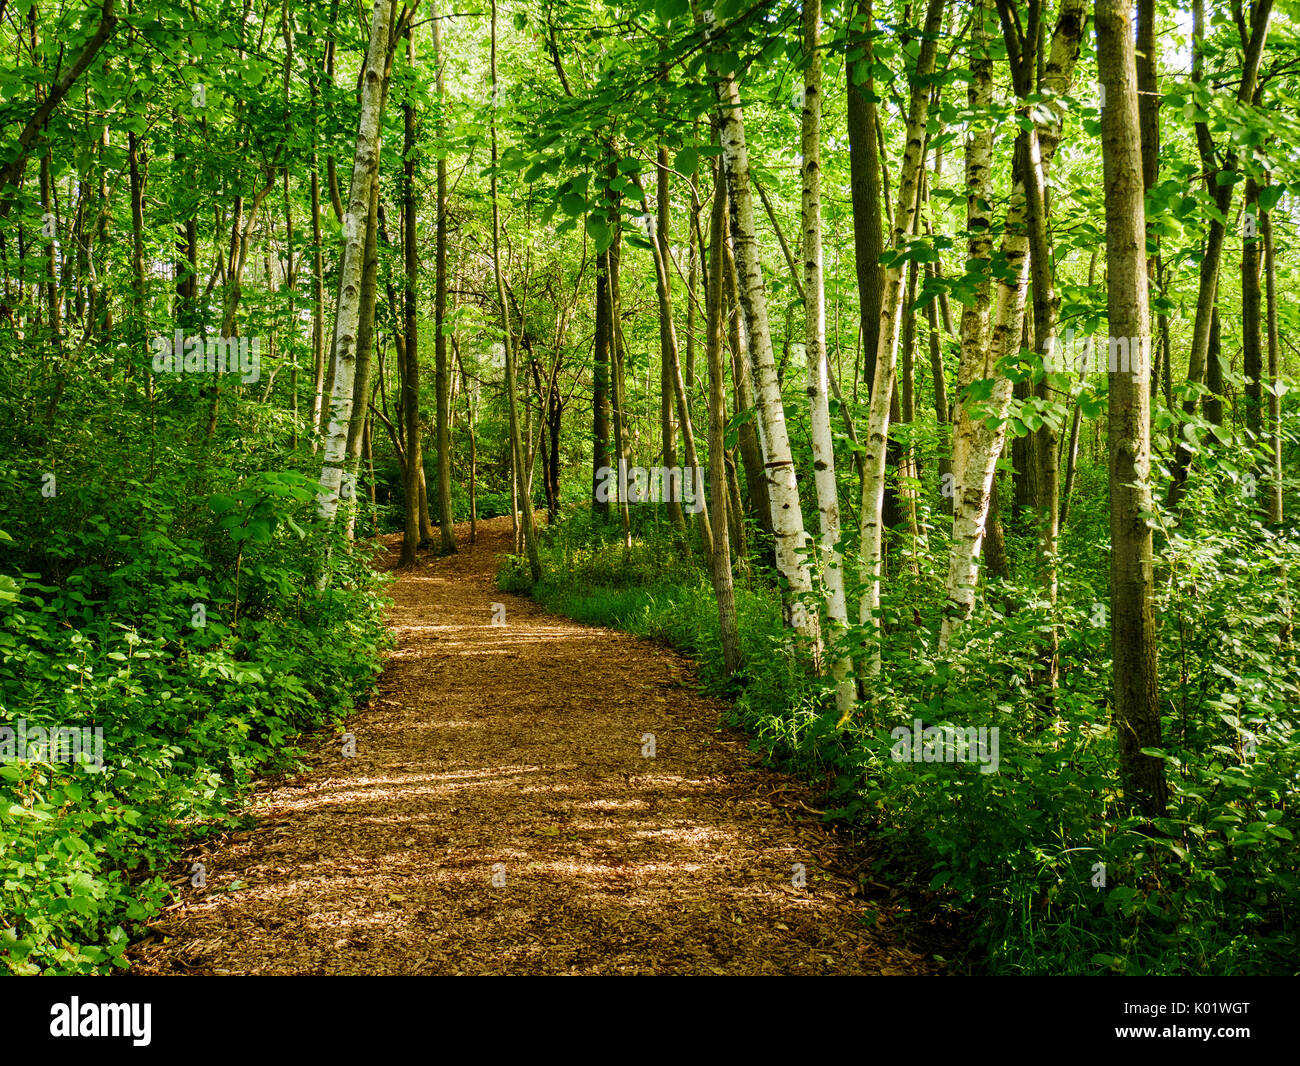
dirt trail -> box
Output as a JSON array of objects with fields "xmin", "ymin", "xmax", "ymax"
[{"xmin": 130, "ymin": 518, "xmax": 933, "ymax": 975}]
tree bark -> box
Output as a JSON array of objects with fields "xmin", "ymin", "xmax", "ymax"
[
  {"xmin": 491, "ymin": 0, "xmax": 540, "ymax": 580},
  {"xmin": 704, "ymin": 152, "xmax": 742, "ymax": 677},
  {"xmin": 431, "ymin": 7, "xmax": 456, "ymax": 553},
  {"xmin": 317, "ymin": 0, "xmax": 393, "ymax": 525},
  {"xmin": 1096, "ymin": 0, "xmax": 1167, "ymax": 818},
  {"xmin": 705, "ymin": 7, "xmax": 821, "ymax": 658},
  {"xmin": 802, "ymin": 0, "xmax": 853, "ymax": 709},
  {"xmin": 858, "ymin": 0, "xmax": 946, "ymax": 676}
]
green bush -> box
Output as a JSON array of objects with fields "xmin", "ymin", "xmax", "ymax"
[
  {"xmin": 512, "ymin": 492, "xmax": 1300, "ymax": 975},
  {"xmin": 0, "ymin": 441, "xmax": 389, "ymax": 974}
]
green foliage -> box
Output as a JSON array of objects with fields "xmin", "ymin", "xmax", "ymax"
[
  {"xmin": 0, "ymin": 378, "xmax": 390, "ymax": 974},
  {"xmin": 525, "ymin": 476, "xmax": 1300, "ymax": 974}
]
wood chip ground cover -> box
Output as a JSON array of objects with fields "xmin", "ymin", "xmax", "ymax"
[{"xmin": 129, "ymin": 518, "xmax": 936, "ymax": 976}]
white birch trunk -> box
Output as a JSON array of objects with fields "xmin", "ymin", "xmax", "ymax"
[
  {"xmin": 940, "ymin": 0, "xmax": 1087, "ymax": 650},
  {"xmin": 800, "ymin": 0, "xmax": 852, "ymax": 710},
  {"xmin": 317, "ymin": 0, "xmax": 393, "ymax": 523},
  {"xmin": 706, "ymin": 9, "xmax": 821, "ymax": 658},
  {"xmin": 857, "ymin": 0, "xmax": 946, "ymax": 677}
]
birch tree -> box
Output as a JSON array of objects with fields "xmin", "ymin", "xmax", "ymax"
[
  {"xmin": 940, "ymin": 0, "xmax": 1087, "ymax": 651},
  {"xmin": 704, "ymin": 3, "xmax": 821, "ymax": 659},
  {"xmin": 857, "ymin": 0, "xmax": 945, "ymax": 676},
  {"xmin": 801, "ymin": 0, "xmax": 852, "ymax": 711},
  {"xmin": 317, "ymin": 0, "xmax": 394, "ymax": 524}
]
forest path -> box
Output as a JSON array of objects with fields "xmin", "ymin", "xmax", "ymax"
[{"xmin": 129, "ymin": 517, "xmax": 933, "ymax": 975}]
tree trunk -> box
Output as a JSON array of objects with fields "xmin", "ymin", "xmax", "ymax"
[
  {"xmin": 1262, "ymin": 199, "xmax": 1283, "ymax": 526},
  {"xmin": 1242, "ymin": 176, "xmax": 1264, "ymax": 453},
  {"xmin": 431, "ymin": 8, "xmax": 456, "ymax": 553},
  {"xmin": 1096, "ymin": 0, "xmax": 1167, "ymax": 819},
  {"xmin": 1165, "ymin": 0, "xmax": 1273, "ymax": 511},
  {"xmin": 705, "ymin": 9, "xmax": 821, "ymax": 659},
  {"xmin": 592, "ymin": 244, "xmax": 612, "ymax": 518},
  {"xmin": 802, "ymin": 0, "xmax": 853, "ymax": 709},
  {"xmin": 455, "ymin": 337, "xmax": 478, "ymax": 543},
  {"xmin": 723, "ymin": 231, "xmax": 772, "ymax": 537},
  {"xmin": 344, "ymin": 171, "xmax": 383, "ymax": 540},
  {"xmin": 1205, "ymin": 307, "xmax": 1223, "ymax": 428},
  {"xmin": 399, "ymin": 23, "xmax": 425, "ymax": 565},
  {"xmin": 704, "ymin": 148, "xmax": 742, "ymax": 676},
  {"xmin": 847, "ymin": 0, "xmax": 885, "ymax": 394},
  {"xmin": 941, "ymin": 0, "xmax": 1086, "ymax": 651},
  {"xmin": 657, "ymin": 142, "xmax": 686, "ymax": 531},
  {"xmin": 857, "ymin": 0, "xmax": 945, "ymax": 676},
  {"xmin": 491, "ymin": 0, "xmax": 540, "ymax": 581},
  {"xmin": 636, "ymin": 170, "xmax": 713, "ymax": 557},
  {"xmin": 317, "ymin": 0, "xmax": 392, "ymax": 526}
]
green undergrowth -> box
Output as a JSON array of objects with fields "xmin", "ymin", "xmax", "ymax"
[
  {"xmin": 500, "ymin": 496, "xmax": 1300, "ymax": 976},
  {"xmin": 1, "ymin": 443, "xmax": 390, "ymax": 974}
]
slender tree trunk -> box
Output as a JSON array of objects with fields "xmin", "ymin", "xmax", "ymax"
[
  {"xmin": 490, "ymin": 0, "xmax": 540, "ymax": 581},
  {"xmin": 310, "ymin": 65, "xmax": 327, "ymax": 448},
  {"xmin": 950, "ymin": 0, "xmax": 994, "ymax": 529},
  {"xmin": 1262, "ymin": 201, "xmax": 1283, "ymax": 526},
  {"xmin": 705, "ymin": 8, "xmax": 821, "ymax": 659},
  {"xmin": 1062, "ymin": 250, "xmax": 1102, "ymax": 534},
  {"xmin": 941, "ymin": 0, "xmax": 1086, "ymax": 651},
  {"xmin": 317, "ymin": 0, "xmax": 393, "ymax": 526},
  {"xmin": 127, "ymin": 129, "xmax": 147, "ymax": 365},
  {"xmin": 802, "ymin": 0, "xmax": 852, "ymax": 709},
  {"xmin": 1165, "ymin": 0, "xmax": 1273, "ymax": 511},
  {"xmin": 1205, "ymin": 307, "xmax": 1224, "ymax": 428},
  {"xmin": 593, "ymin": 245, "xmax": 612, "ymax": 518},
  {"xmin": 636, "ymin": 170, "xmax": 713, "ymax": 556},
  {"xmin": 399, "ymin": 24, "xmax": 425, "ymax": 565},
  {"xmin": 857, "ymin": 0, "xmax": 945, "ymax": 676},
  {"xmin": 344, "ymin": 172, "xmax": 383, "ymax": 540},
  {"xmin": 657, "ymin": 141, "xmax": 686, "ymax": 531},
  {"xmin": 704, "ymin": 152, "xmax": 741, "ymax": 676},
  {"xmin": 1261, "ymin": 200, "xmax": 1290, "ymax": 645},
  {"xmin": 1242, "ymin": 176, "xmax": 1264, "ymax": 454},
  {"xmin": 431, "ymin": 7, "xmax": 456, "ymax": 553},
  {"xmin": 723, "ymin": 231, "xmax": 772, "ymax": 537},
  {"xmin": 455, "ymin": 337, "xmax": 478, "ymax": 543},
  {"xmin": 1096, "ymin": 0, "xmax": 1166, "ymax": 819},
  {"xmin": 847, "ymin": 0, "xmax": 885, "ymax": 395},
  {"xmin": 924, "ymin": 261, "xmax": 951, "ymax": 507}
]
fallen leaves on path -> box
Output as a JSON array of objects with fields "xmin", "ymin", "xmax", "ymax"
[{"xmin": 129, "ymin": 517, "xmax": 936, "ymax": 976}]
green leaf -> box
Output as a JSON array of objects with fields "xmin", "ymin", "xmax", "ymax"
[
  {"xmin": 585, "ymin": 214, "xmax": 613, "ymax": 251},
  {"xmin": 1259, "ymin": 184, "xmax": 1284, "ymax": 213}
]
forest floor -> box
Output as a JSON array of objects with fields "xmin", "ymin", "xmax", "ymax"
[{"xmin": 128, "ymin": 517, "xmax": 937, "ymax": 975}]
